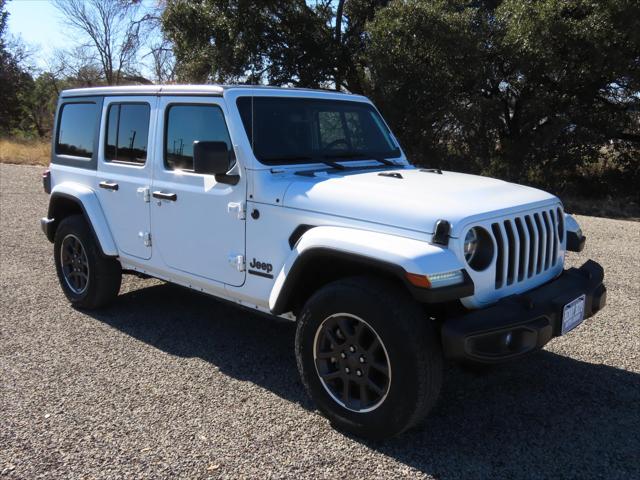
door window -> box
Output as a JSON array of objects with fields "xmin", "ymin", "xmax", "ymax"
[
  {"xmin": 164, "ymin": 104, "xmax": 231, "ymax": 171},
  {"xmin": 105, "ymin": 103, "xmax": 150, "ymax": 165}
]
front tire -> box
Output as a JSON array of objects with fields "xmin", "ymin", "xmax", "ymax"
[
  {"xmin": 54, "ymin": 215, "xmax": 121, "ymax": 309},
  {"xmin": 295, "ymin": 276, "xmax": 443, "ymax": 440}
]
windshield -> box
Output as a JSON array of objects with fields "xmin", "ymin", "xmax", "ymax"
[{"xmin": 236, "ymin": 96, "xmax": 401, "ymax": 165}]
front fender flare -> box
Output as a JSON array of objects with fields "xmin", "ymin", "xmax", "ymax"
[
  {"xmin": 269, "ymin": 226, "xmax": 469, "ymax": 314},
  {"xmin": 47, "ymin": 182, "xmax": 118, "ymax": 257}
]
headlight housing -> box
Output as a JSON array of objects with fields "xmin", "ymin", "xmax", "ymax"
[
  {"xmin": 464, "ymin": 228, "xmax": 479, "ymax": 263},
  {"xmin": 463, "ymin": 227, "xmax": 494, "ymax": 271}
]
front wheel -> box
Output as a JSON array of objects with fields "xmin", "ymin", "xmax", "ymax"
[
  {"xmin": 54, "ymin": 215, "xmax": 122, "ymax": 309},
  {"xmin": 295, "ymin": 276, "xmax": 443, "ymax": 440}
]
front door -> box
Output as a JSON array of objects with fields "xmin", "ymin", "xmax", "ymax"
[
  {"xmin": 150, "ymin": 97, "xmax": 246, "ymax": 286},
  {"xmin": 97, "ymin": 96, "xmax": 156, "ymax": 260}
]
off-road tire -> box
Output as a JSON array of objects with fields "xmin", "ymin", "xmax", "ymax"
[
  {"xmin": 295, "ymin": 276, "xmax": 443, "ymax": 440},
  {"xmin": 54, "ymin": 214, "xmax": 121, "ymax": 309}
]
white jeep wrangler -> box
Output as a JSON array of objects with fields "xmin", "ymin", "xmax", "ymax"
[{"xmin": 41, "ymin": 85, "xmax": 606, "ymax": 439}]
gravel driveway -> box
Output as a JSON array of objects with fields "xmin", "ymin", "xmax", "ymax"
[{"xmin": 1, "ymin": 163, "xmax": 638, "ymax": 479}]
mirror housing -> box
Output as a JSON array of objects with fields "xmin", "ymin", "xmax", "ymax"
[
  {"xmin": 193, "ymin": 141, "xmax": 232, "ymax": 175},
  {"xmin": 193, "ymin": 141, "xmax": 239, "ymax": 185}
]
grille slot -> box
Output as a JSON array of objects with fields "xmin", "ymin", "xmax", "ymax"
[{"xmin": 492, "ymin": 207, "xmax": 562, "ymax": 289}]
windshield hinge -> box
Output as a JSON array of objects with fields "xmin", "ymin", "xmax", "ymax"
[{"xmin": 227, "ymin": 201, "xmax": 246, "ymax": 220}]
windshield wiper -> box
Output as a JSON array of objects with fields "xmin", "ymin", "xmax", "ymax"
[
  {"xmin": 322, "ymin": 152, "xmax": 397, "ymax": 167},
  {"xmin": 319, "ymin": 159, "xmax": 347, "ymax": 170},
  {"xmin": 260, "ymin": 155, "xmax": 346, "ymax": 170},
  {"xmin": 261, "ymin": 155, "xmax": 315, "ymax": 162}
]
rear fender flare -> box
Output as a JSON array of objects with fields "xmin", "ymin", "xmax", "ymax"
[{"xmin": 47, "ymin": 182, "xmax": 118, "ymax": 257}]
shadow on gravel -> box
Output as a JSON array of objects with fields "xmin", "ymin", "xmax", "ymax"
[{"xmin": 89, "ymin": 282, "xmax": 639, "ymax": 479}]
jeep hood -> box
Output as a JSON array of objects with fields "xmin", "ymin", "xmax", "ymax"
[{"xmin": 282, "ymin": 168, "xmax": 558, "ymax": 237}]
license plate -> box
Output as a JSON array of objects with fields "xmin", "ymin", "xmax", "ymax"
[{"xmin": 561, "ymin": 294, "xmax": 586, "ymax": 335}]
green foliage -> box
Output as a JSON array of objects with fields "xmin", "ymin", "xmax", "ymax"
[
  {"xmin": 161, "ymin": 0, "xmax": 639, "ymax": 198},
  {"xmin": 365, "ymin": 0, "xmax": 639, "ymax": 196},
  {"xmin": 162, "ymin": 0, "xmax": 389, "ymax": 89},
  {"xmin": 0, "ymin": 0, "xmax": 33, "ymax": 134},
  {"xmin": 3, "ymin": 0, "xmax": 638, "ymax": 200},
  {"xmin": 163, "ymin": 0, "xmax": 336, "ymax": 86}
]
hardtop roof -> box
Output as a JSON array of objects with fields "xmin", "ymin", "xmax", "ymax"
[{"xmin": 60, "ymin": 84, "xmax": 363, "ymax": 100}]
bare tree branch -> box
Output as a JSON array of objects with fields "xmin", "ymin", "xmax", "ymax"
[{"xmin": 52, "ymin": 0, "xmax": 151, "ymax": 85}]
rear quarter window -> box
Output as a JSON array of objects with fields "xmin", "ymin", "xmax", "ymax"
[{"xmin": 56, "ymin": 102, "xmax": 99, "ymax": 158}]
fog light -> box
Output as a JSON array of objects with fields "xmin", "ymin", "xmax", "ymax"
[{"xmin": 503, "ymin": 332, "xmax": 513, "ymax": 347}]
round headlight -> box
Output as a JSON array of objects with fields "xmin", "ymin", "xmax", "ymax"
[
  {"xmin": 464, "ymin": 228, "xmax": 479, "ymax": 263},
  {"xmin": 463, "ymin": 227, "xmax": 494, "ymax": 271}
]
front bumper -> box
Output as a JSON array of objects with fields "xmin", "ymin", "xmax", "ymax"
[{"xmin": 441, "ymin": 260, "xmax": 606, "ymax": 363}]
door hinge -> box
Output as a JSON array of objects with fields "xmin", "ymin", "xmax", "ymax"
[
  {"xmin": 139, "ymin": 231, "xmax": 152, "ymax": 247},
  {"xmin": 227, "ymin": 201, "xmax": 246, "ymax": 220},
  {"xmin": 228, "ymin": 254, "xmax": 245, "ymax": 272},
  {"xmin": 137, "ymin": 186, "xmax": 151, "ymax": 203}
]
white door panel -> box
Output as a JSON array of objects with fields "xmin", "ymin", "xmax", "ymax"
[
  {"xmin": 97, "ymin": 97, "xmax": 156, "ymax": 260},
  {"xmin": 151, "ymin": 97, "xmax": 246, "ymax": 286}
]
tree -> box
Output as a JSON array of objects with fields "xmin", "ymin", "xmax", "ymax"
[
  {"xmin": 146, "ymin": 37, "xmax": 176, "ymax": 84},
  {"xmin": 25, "ymin": 72, "xmax": 60, "ymax": 137},
  {"xmin": 162, "ymin": 0, "xmax": 334, "ymax": 86},
  {"xmin": 0, "ymin": 0, "xmax": 33, "ymax": 134},
  {"xmin": 161, "ymin": 0, "xmax": 388, "ymax": 90},
  {"xmin": 52, "ymin": 0, "xmax": 152, "ymax": 85},
  {"xmin": 365, "ymin": 0, "xmax": 639, "ymax": 194}
]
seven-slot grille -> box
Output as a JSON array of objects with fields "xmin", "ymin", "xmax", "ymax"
[{"xmin": 490, "ymin": 207, "xmax": 563, "ymax": 289}]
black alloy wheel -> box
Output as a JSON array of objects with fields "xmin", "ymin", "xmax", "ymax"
[{"xmin": 314, "ymin": 313, "xmax": 391, "ymax": 412}]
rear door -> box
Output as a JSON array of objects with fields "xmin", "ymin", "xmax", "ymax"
[
  {"xmin": 97, "ymin": 96, "xmax": 156, "ymax": 260},
  {"xmin": 150, "ymin": 96, "xmax": 246, "ymax": 286}
]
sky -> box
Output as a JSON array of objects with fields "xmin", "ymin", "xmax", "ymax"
[
  {"xmin": 6, "ymin": 0, "xmax": 71, "ymax": 69},
  {"xmin": 6, "ymin": 0, "xmax": 159, "ymax": 74}
]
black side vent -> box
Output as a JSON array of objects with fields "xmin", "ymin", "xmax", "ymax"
[
  {"xmin": 420, "ymin": 168, "xmax": 442, "ymax": 174},
  {"xmin": 289, "ymin": 225, "xmax": 314, "ymax": 249},
  {"xmin": 378, "ymin": 172, "xmax": 403, "ymax": 179}
]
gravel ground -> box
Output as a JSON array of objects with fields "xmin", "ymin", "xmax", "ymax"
[{"xmin": 1, "ymin": 163, "xmax": 639, "ymax": 479}]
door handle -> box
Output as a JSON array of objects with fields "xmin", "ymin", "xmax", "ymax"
[
  {"xmin": 152, "ymin": 191, "xmax": 177, "ymax": 201},
  {"xmin": 99, "ymin": 181, "xmax": 119, "ymax": 191}
]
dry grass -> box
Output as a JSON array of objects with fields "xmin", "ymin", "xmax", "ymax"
[{"xmin": 0, "ymin": 138, "xmax": 50, "ymax": 166}]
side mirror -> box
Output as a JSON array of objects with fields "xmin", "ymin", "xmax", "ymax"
[
  {"xmin": 193, "ymin": 141, "xmax": 232, "ymax": 175},
  {"xmin": 193, "ymin": 141, "xmax": 239, "ymax": 185}
]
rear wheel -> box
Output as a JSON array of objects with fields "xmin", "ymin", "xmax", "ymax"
[
  {"xmin": 54, "ymin": 215, "xmax": 121, "ymax": 309},
  {"xmin": 295, "ymin": 276, "xmax": 443, "ymax": 439}
]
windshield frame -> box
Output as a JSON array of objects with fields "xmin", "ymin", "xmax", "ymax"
[{"xmin": 235, "ymin": 95, "xmax": 402, "ymax": 167}]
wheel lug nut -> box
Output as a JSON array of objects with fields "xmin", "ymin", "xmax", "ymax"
[
  {"xmin": 359, "ymin": 355, "xmax": 365, "ymax": 363},
  {"xmin": 344, "ymin": 367, "xmax": 350, "ymax": 374},
  {"xmin": 356, "ymin": 369, "xmax": 363, "ymax": 377},
  {"xmin": 349, "ymin": 345, "xmax": 356, "ymax": 353},
  {"xmin": 340, "ymin": 352, "xmax": 346, "ymax": 359}
]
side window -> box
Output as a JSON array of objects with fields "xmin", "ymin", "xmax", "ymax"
[
  {"xmin": 165, "ymin": 104, "xmax": 231, "ymax": 171},
  {"xmin": 105, "ymin": 103, "xmax": 150, "ymax": 164},
  {"xmin": 56, "ymin": 102, "xmax": 98, "ymax": 158}
]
